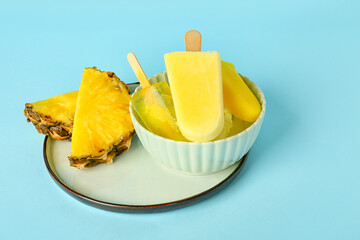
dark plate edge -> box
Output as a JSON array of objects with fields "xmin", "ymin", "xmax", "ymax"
[{"xmin": 42, "ymin": 82, "xmax": 249, "ymax": 213}]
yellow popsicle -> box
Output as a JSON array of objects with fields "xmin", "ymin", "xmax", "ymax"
[
  {"xmin": 222, "ymin": 61, "xmax": 261, "ymax": 122},
  {"xmin": 131, "ymin": 81, "xmax": 186, "ymax": 141},
  {"xmin": 128, "ymin": 53, "xmax": 186, "ymax": 141},
  {"xmin": 164, "ymin": 51, "xmax": 224, "ymax": 142}
]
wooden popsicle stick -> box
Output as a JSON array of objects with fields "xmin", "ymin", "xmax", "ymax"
[
  {"xmin": 184, "ymin": 30, "xmax": 202, "ymax": 51},
  {"xmin": 127, "ymin": 52, "xmax": 151, "ymax": 89}
]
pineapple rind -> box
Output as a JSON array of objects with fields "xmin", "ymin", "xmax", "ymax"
[
  {"xmin": 24, "ymin": 90, "xmax": 78, "ymax": 140},
  {"xmin": 24, "ymin": 103, "xmax": 73, "ymax": 140},
  {"xmin": 69, "ymin": 131, "xmax": 135, "ymax": 169}
]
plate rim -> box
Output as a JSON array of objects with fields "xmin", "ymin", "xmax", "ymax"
[
  {"xmin": 43, "ymin": 135, "xmax": 249, "ymax": 213},
  {"xmin": 42, "ymin": 82, "xmax": 250, "ymax": 213}
]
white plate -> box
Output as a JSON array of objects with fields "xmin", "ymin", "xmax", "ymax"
[{"xmin": 43, "ymin": 83, "xmax": 249, "ymax": 213}]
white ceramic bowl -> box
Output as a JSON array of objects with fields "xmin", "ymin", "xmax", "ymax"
[{"xmin": 129, "ymin": 72, "xmax": 266, "ymax": 175}]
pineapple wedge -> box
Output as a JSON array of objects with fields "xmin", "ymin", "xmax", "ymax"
[
  {"xmin": 69, "ymin": 67, "xmax": 135, "ymax": 169},
  {"xmin": 25, "ymin": 91, "xmax": 78, "ymax": 140}
]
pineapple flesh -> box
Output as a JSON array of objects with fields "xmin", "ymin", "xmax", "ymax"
[
  {"xmin": 69, "ymin": 67, "xmax": 135, "ymax": 169},
  {"xmin": 24, "ymin": 91, "xmax": 78, "ymax": 140}
]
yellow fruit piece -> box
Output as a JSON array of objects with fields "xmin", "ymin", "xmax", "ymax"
[
  {"xmin": 222, "ymin": 61, "xmax": 261, "ymax": 122},
  {"xmin": 131, "ymin": 81, "xmax": 187, "ymax": 141},
  {"xmin": 24, "ymin": 91, "xmax": 78, "ymax": 140},
  {"xmin": 69, "ymin": 68, "xmax": 134, "ymax": 169},
  {"xmin": 228, "ymin": 116, "xmax": 253, "ymax": 137},
  {"xmin": 164, "ymin": 51, "xmax": 224, "ymax": 142},
  {"xmin": 214, "ymin": 108, "xmax": 233, "ymax": 140}
]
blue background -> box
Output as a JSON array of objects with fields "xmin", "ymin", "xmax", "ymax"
[{"xmin": 1, "ymin": 0, "xmax": 359, "ymax": 239}]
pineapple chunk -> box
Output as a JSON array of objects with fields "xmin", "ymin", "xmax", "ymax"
[
  {"xmin": 69, "ymin": 68, "xmax": 134, "ymax": 169},
  {"xmin": 214, "ymin": 108, "xmax": 233, "ymax": 140},
  {"xmin": 24, "ymin": 91, "xmax": 78, "ymax": 140}
]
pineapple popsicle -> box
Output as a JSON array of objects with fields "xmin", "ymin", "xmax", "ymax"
[
  {"xmin": 131, "ymin": 81, "xmax": 186, "ymax": 141},
  {"xmin": 222, "ymin": 61, "xmax": 261, "ymax": 122},
  {"xmin": 164, "ymin": 51, "xmax": 224, "ymax": 142},
  {"xmin": 128, "ymin": 53, "xmax": 186, "ymax": 141}
]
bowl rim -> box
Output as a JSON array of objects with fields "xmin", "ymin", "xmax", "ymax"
[{"xmin": 129, "ymin": 72, "xmax": 266, "ymax": 145}]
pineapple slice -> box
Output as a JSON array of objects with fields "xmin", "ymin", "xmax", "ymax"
[
  {"xmin": 25, "ymin": 91, "xmax": 78, "ymax": 140},
  {"xmin": 69, "ymin": 67, "xmax": 135, "ymax": 169}
]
